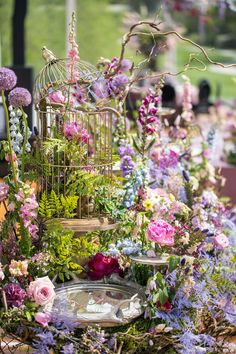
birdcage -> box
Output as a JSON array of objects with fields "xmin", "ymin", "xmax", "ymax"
[{"xmin": 33, "ymin": 49, "xmax": 118, "ymax": 231}]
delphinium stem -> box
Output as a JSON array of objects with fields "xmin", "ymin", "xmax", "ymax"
[
  {"xmin": 21, "ymin": 107, "xmax": 29, "ymax": 181},
  {"xmin": 1, "ymin": 89, "xmax": 18, "ymax": 188}
]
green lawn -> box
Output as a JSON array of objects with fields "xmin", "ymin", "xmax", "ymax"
[
  {"xmin": 0, "ymin": 0, "xmax": 127, "ymax": 74},
  {"xmin": 1, "ymin": 1, "xmax": 235, "ymax": 99},
  {"xmin": 174, "ymin": 42, "xmax": 236, "ymax": 100}
]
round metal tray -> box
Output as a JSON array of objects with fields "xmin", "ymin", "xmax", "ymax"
[
  {"xmin": 130, "ymin": 254, "xmax": 170, "ymax": 266},
  {"xmin": 47, "ymin": 282, "xmax": 145, "ymax": 327}
]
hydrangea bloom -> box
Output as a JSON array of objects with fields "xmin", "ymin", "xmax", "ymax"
[
  {"xmin": 8, "ymin": 87, "xmax": 31, "ymax": 107},
  {"xmin": 0, "ymin": 67, "xmax": 17, "ymax": 91},
  {"xmin": 147, "ymin": 219, "xmax": 175, "ymax": 246}
]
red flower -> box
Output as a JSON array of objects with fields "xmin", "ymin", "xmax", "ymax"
[
  {"xmin": 87, "ymin": 253, "xmax": 123, "ymax": 280},
  {"xmin": 157, "ymin": 299, "xmax": 172, "ymax": 312}
]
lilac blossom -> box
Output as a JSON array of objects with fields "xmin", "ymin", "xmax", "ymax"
[
  {"xmin": 0, "ymin": 67, "xmax": 17, "ymax": 91},
  {"xmin": 8, "ymin": 87, "xmax": 31, "ymax": 107}
]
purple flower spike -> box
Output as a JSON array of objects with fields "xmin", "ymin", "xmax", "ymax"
[
  {"xmin": 8, "ymin": 87, "xmax": 31, "ymax": 107},
  {"xmin": 0, "ymin": 67, "xmax": 17, "ymax": 91}
]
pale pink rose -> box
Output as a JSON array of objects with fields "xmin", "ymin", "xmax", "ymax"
[
  {"xmin": 35, "ymin": 312, "xmax": 52, "ymax": 327},
  {"xmin": 147, "ymin": 219, "xmax": 175, "ymax": 246},
  {"xmin": 212, "ymin": 234, "xmax": 229, "ymax": 249},
  {"xmin": 48, "ymin": 90, "xmax": 65, "ymax": 104},
  {"xmin": 28, "ymin": 276, "xmax": 55, "ymax": 306},
  {"xmin": 9, "ymin": 260, "xmax": 28, "ymax": 277}
]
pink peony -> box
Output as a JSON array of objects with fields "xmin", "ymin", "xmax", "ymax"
[
  {"xmin": 48, "ymin": 90, "xmax": 65, "ymax": 104},
  {"xmin": 212, "ymin": 234, "xmax": 229, "ymax": 249},
  {"xmin": 35, "ymin": 312, "xmax": 52, "ymax": 327},
  {"xmin": 147, "ymin": 219, "xmax": 175, "ymax": 246},
  {"xmin": 28, "ymin": 276, "xmax": 55, "ymax": 306},
  {"xmin": 88, "ymin": 253, "xmax": 123, "ymax": 280}
]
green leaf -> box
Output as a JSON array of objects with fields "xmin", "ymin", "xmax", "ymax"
[
  {"xmin": 152, "ymin": 292, "xmax": 160, "ymax": 304},
  {"xmin": 155, "ymin": 272, "xmax": 164, "ymax": 288},
  {"xmin": 159, "ymin": 288, "xmax": 169, "ymax": 305},
  {"xmin": 144, "ymin": 138, "xmax": 156, "ymax": 152},
  {"xmin": 169, "ymin": 255, "xmax": 181, "ymax": 273},
  {"xmin": 25, "ymin": 311, "xmax": 32, "ymax": 322},
  {"xmin": 132, "ymin": 136, "xmax": 141, "ymax": 154}
]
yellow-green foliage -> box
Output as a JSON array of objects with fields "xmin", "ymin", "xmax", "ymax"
[{"xmin": 39, "ymin": 191, "xmax": 78, "ymax": 218}]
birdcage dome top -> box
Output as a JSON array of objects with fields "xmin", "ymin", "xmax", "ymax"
[{"xmin": 33, "ymin": 48, "xmax": 103, "ymax": 105}]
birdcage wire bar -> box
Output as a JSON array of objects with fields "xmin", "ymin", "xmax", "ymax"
[{"xmin": 36, "ymin": 106, "xmax": 113, "ymax": 219}]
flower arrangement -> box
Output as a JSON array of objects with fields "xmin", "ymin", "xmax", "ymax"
[{"xmin": 0, "ymin": 15, "xmax": 236, "ymax": 354}]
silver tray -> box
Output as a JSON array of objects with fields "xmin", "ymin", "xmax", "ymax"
[
  {"xmin": 130, "ymin": 254, "xmax": 170, "ymax": 266},
  {"xmin": 47, "ymin": 281, "xmax": 146, "ymax": 327}
]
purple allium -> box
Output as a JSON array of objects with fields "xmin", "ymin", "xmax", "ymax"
[
  {"xmin": 120, "ymin": 155, "xmax": 135, "ymax": 177},
  {"xmin": 0, "ymin": 182, "xmax": 9, "ymax": 202},
  {"xmin": 8, "ymin": 87, "xmax": 31, "ymax": 107},
  {"xmin": 61, "ymin": 343, "xmax": 75, "ymax": 354},
  {"xmin": 0, "ymin": 67, "xmax": 17, "ymax": 91},
  {"xmin": 4, "ymin": 283, "xmax": 27, "ymax": 307}
]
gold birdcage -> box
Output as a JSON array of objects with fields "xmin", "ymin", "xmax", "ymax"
[{"xmin": 33, "ymin": 47, "xmax": 117, "ymax": 230}]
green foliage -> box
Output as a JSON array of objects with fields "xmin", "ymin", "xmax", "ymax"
[
  {"xmin": 0, "ymin": 140, "xmax": 9, "ymax": 160},
  {"xmin": 211, "ymin": 272, "xmax": 236, "ymax": 294},
  {"xmin": 94, "ymin": 185, "xmax": 126, "ymax": 220},
  {"xmin": 43, "ymin": 221, "xmax": 97, "ymax": 282},
  {"xmin": 39, "ymin": 191, "xmax": 78, "ymax": 219},
  {"xmin": 66, "ymin": 170, "xmax": 109, "ymax": 197}
]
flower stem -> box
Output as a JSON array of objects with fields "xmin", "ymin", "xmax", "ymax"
[
  {"xmin": 21, "ymin": 107, "xmax": 28, "ymax": 181},
  {"xmin": 1, "ymin": 90, "xmax": 18, "ymax": 188}
]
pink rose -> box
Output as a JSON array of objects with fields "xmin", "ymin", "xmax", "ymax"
[
  {"xmin": 48, "ymin": 90, "xmax": 65, "ymax": 104},
  {"xmin": 28, "ymin": 276, "xmax": 55, "ymax": 306},
  {"xmin": 212, "ymin": 234, "xmax": 229, "ymax": 249},
  {"xmin": 147, "ymin": 219, "xmax": 175, "ymax": 246},
  {"xmin": 35, "ymin": 312, "xmax": 52, "ymax": 327}
]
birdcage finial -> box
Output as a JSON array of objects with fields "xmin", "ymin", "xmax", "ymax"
[{"xmin": 41, "ymin": 46, "xmax": 57, "ymax": 64}]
